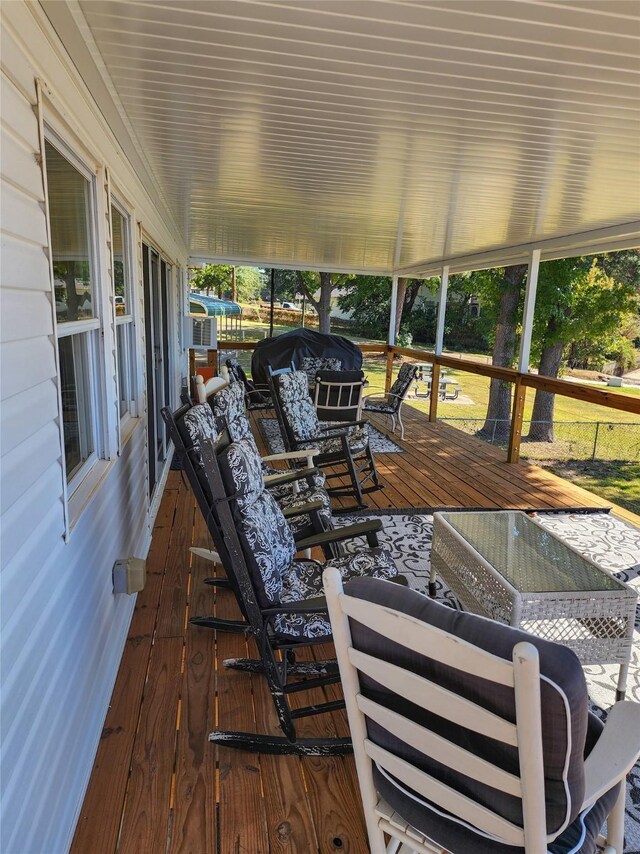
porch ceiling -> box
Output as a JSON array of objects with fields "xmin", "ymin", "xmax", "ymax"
[{"xmin": 47, "ymin": 1, "xmax": 639, "ymax": 273}]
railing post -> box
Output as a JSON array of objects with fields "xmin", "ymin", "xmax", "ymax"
[
  {"xmin": 429, "ymin": 361, "xmax": 440, "ymax": 422},
  {"xmin": 385, "ymin": 346, "xmax": 394, "ymax": 393},
  {"xmin": 508, "ymin": 378, "xmax": 526, "ymax": 463},
  {"xmin": 207, "ymin": 347, "xmax": 218, "ymax": 375}
]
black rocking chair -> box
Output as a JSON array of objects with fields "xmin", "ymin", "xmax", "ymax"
[
  {"xmin": 195, "ymin": 429, "xmax": 400, "ymax": 754},
  {"xmin": 270, "ymin": 369, "xmax": 382, "ymax": 508}
]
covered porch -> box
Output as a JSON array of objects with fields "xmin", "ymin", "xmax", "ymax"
[{"xmin": 71, "ymin": 407, "xmax": 638, "ymax": 853}]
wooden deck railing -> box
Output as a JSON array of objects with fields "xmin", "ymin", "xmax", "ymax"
[{"xmin": 193, "ymin": 339, "xmax": 640, "ymax": 465}]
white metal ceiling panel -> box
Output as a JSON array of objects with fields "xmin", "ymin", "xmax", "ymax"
[{"xmin": 67, "ymin": 0, "xmax": 639, "ymax": 272}]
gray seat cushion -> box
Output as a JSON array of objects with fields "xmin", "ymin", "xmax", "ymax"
[{"xmin": 342, "ymin": 578, "xmax": 618, "ymax": 852}]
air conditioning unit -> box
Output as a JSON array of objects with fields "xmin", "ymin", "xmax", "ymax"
[{"xmin": 184, "ymin": 315, "xmax": 217, "ymax": 350}]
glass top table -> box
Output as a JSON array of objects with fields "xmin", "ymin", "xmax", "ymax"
[
  {"xmin": 441, "ymin": 511, "xmax": 624, "ymax": 594},
  {"xmin": 431, "ymin": 510, "xmax": 637, "ymax": 699}
]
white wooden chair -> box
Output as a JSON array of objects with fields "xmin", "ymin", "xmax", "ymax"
[
  {"xmin": 323, "ymin": 570, "xmax": 640, "ymax": 854},
  {"xmin": 195, "ymin": 374, "xmax": 228, "ymax": 403}
]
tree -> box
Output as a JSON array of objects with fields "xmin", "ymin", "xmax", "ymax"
[
  {"xmin": 476, "ymin": 265, "xmax": 528, "ymax": 442},
  {"xmin": 190, "ymin": 264, "xmax": 264, "ymax": 302},
  {"xmin": 528, "ymin": 258, "xmax": 639, "ymax": 441},
  {"xmin": 294, "ymin": 270, "xmax": 353, "ymax": 334}
]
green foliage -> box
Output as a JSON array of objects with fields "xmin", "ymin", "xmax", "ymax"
[
  {"xmin": 337, "ymin": 275, "xmax": 392, "ymax": 339},
  {"xmin": 190, "ymin": 264, "xmax": 265, "ymax": 302},
  {"xmin": 532, "ymin": 257, "xmax": 639, "ymax": 371}
]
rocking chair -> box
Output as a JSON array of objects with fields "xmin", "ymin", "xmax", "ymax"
[
  {"xmin": 197, "ymin": 431, "xmax": 400, "ymax": 754},
  {"xmin": 270, "ymin": 369, "xmax": 381, "ymax": 508}
]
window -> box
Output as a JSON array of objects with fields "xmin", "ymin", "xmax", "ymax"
[
  {"xmin": 45, "ymin": 139, "xmax": 101, "ymax": 487},
  {"xmin": 111, "ymin": 203, "xmax": 137, "ymax": 420}
]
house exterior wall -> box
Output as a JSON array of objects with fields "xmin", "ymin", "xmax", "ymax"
[{"xmin": 0, "ymin": 5, "xmax": 187, "ymax": 851}]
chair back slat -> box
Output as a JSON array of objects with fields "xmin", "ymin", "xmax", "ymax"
[
  {"xmin": 314, "ymin": 375, "xmax": 364, "ymax": 422},
  {"xmin": 364, "ymin": 740, "xmax": 526, "ymax": 846},
  {"xmin": 356, "ymin": 694, "xmax": 522, "ymax": 797},
  {"xmin": 340, "ymin": 595, "xmax": 515, "ymax": 687},
  {"xmin": 348, "ymin": 648, "xmax": 518, "ymax": 747}
]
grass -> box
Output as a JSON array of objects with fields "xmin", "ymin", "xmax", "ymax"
[{"xmin": 547, "ymin": 461, "xmax": 640, "ymax": 515}]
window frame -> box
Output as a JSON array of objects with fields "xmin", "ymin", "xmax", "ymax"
[
  {"xmin": 43, "ymin": 128, "xmax": 107, "ymax": 502},
  {"xmin": 109, "ymin": 197, "xmax": 139, "ymax": 432}
]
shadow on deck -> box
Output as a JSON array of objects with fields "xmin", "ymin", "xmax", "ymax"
[{"xmin": 71, "ymin": 410, "xmax": 638, "ymax": 853}]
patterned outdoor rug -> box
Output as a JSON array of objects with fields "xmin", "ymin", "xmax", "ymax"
[
  {"xmin": 257, "ymin": 417, "xmax": 404, "ymax": 455},
  {"xmin": 336, "ymin": 508, "xmax": 640, "ymax": 850}
]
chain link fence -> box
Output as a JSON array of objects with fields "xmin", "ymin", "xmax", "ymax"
[{"xmin": 440, "ymin": 418, "xmax": 640, "ymax": 462}]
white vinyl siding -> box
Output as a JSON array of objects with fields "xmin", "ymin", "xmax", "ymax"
[{"xmin": 0, "ymin": 8, "xmax": 187, "ymax": 854}]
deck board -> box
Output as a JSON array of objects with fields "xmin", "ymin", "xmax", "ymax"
[{"xmin": 71, "ymin": 410, "xmax": 637, "ymax": 853}]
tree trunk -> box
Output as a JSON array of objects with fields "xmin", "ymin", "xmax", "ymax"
[
  {"xmin": 477, "ymin": 265, "xmax": 527, "ymax": 443},
  {"xmin": 527, "ymin": 339, "xmax": 564, "ymax": 442},
  {"xmin": 317, "ymin": 271, "xmax": 333, "ymax": 334},
  {"xmin": 231, "ymin": 266, "xmax": 237, "ymax": 302},
  {"xmin": 394, "ymin": 277, "xmax": 408, "ymax": 339}
]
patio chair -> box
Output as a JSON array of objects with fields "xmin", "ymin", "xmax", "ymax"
[
  {"xmin": 198, "ymin": 432, "xmax": 400, "ymax": 754},
  {"xmin": 270, "ymin": 369, "xmax": 381, "ymax": 508},
  {"xmin": 206, "ymin": 381, "xmax": 333, "ymax": 546},
  {"xmin": 313, "ymin": 369, "xmax": 365, "ymax": 423},
  {"xmin": 363, "ymin": 362, "xmax": 418, "ymax": 439},
  {"xmin": 299, "ymin": 355, "xmax": 342, "ymax": 394},
  {"xmin": 194, "ymin": 374, "xmax": 228, "ymax": 404},
  {"xmin": 225, "ymin": 357, "xmax": 272, "ymax": 410},
  {"xmin": 323, "ymin": 571, "xmax": 640, "ymax": 854},
  {"xmin": 161, "ymin": 403, "xmax": 331, "ymax": 631}
]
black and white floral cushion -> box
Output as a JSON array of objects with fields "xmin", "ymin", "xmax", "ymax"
[
  {"xmin": 210, "ymin": 382, "xmax": 253, "ymax": 441},
  {"xmin": 220, "ymin": 437, "xmax": 265, "ymax": 508},
  {"xmin": 234, "ymin": 490, "xmax": 298, "ymax": 606},
  {"xmin": 365, "ymin": 363, "xmax": 417, "ymax": 413},
  {"xmin": 277, "ymin": 486, "xmax": 333, "ymax": 535},
  {"xmin": 182, "ymin": 404, "xmax": 222, "ymax": 470},
  {"xmin": 300, "ymin": 356, "xmax": 342, "ymax": 386},
  {"xmin": 298, "ymin": 423, "xmax": 370, "ymax": 456},
  {"xmin": 279, "ymin": 371, "xmax": 370, "ymax": 455},
  {"xmin": 211, "ymin": 379, "xmax": 328, "ymax": 496},
  {"xmin": 278, "ymin": 370, "xmax": 320, "ymax": 441},
  {"xmin": 272, "ymin": 547, "xmax": 398, "ymax": 638}
]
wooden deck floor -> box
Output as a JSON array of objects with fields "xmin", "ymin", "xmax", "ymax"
[{"xmin": 71, "ymin": 411, "xmax": 638, "ymax": 853}]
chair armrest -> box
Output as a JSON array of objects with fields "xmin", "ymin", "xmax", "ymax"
[
  {"xmin": 262, "ymin": 596, "xmax": 327, "ymax": 615},
  {"xmin": 264, "ymin": 467, "xmax": 320, "ymax": 487},
  {"xmin": 281, "ymin": 499, "xmax": 324, "ymax": 519},
  {"xmin": 364, "ymin": 392, "xmax": 404, "ymax": 402},
  {"xmin": 295, "ymin": 519, "xmax": 383, "ymax": 550},
  {"xmin": 263, "ymin": 449, "xmax": 319, "ymax": 465},
  {"xmin": 582, "ymin": 701, "xmax": 640, "ymax": 809}
]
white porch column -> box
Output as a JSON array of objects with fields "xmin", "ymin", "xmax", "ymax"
[
  {"xmin": 434, "ymin": 265, "xmax": 449, "ymax": 355},
  {"xmin": 518, "ymin": 249, "xmax": 541, "ymax": 373},
  {"xmin": 388, "ymin": 274, "xmax": 399, "ymax": 346}
]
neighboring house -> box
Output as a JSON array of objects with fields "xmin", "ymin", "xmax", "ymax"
[{"xmin": 1, "ymin": 7, "xmax": 188, "ymax": 851}]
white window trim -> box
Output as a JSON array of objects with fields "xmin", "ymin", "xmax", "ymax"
[
  {"xmin": 110, "ymin": 193, "xmax": 140, "ymax": 439},
  {"xmin": 42, "ymin": 124, "xmax": 111, "ymax": 533}
]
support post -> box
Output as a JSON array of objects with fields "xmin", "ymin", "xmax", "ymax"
[
  {"xmin": 507, "ymin": 378, "xmax": 527, "ymax": 463},
  {"xmin": 385, "ymin": 275, "xmax": 399, "ymax": 392},
  {"xmin": 429, "ymin": 362, "xmax": 441, "ymax": 422},
  {"xmin": 428, "ymin": 266, "xmax": 449, "ymax": 422},
  {"xmin": 434, "ymin": 265, "xmax": 449, "ymax": 356},
  {"xmin": 269, "ymin": 268, "xmax": 275, "ymax": 338},
  {"xmin": 518, "ymin": 249, "xmax": 541, "ymax": 373},
  {"xmin": 207, "ymin": 347, "xmax": 218, "ymax": 374}
]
